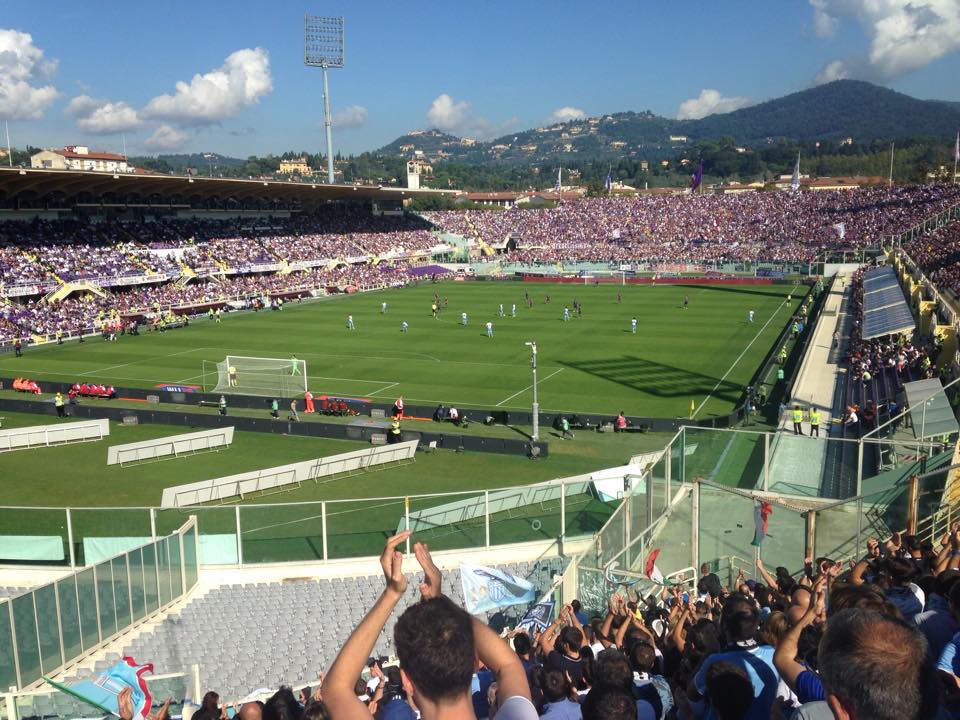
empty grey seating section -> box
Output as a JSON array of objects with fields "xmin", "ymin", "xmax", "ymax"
[{"xmin": 109, "ymin": 558, "xmax": 567, "ymax": 699}]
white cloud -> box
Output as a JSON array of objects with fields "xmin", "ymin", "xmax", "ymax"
[
  {"xmin": 142, "ymin": 47, "xmax": 272, "ymax": 126},
  {"xmin": 0, "ymin": 29, "xmax": 59, "ymax": 120},
  {"xmin": 425, "ymin": 93, "xmax": 516, "ymax": 139},
  {"xmin": 810, "ymin": 0, "xmax": 840, "ymax": 36},
  {"xmin": 815, "ymin": 59, "xmax": 850, "ymax": 84},
  {"xmin": 333, "ymin": 104, "xmax": 367, "ymax": 129},
  {"xmin": 550, "ymin": 106, "xmax": 586, "ymax": 123},
  {"xmin": 143, "ymin": 124, "xmax": 191, "ymax": 151},
  {"xmin": 809, "ymin": 0, "xmax": 960, "ymax": 79},
  {"xmin": 66, "ymin": 95, "xmax": 141, "ymax": 134},
  {"xmin": 426, "ymin": 93, "xmax": 471, "ymax": 132},
  {"xmin": 676, "ymin": 89, "xmax": 752, "ymax": 120}
]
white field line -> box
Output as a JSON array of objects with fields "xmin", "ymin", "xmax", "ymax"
[
  {"xmin": 496, "ymin": 368, "xmax": 565, "ymax": 407},
  {"xmin": 78, "ymin": 347, "xmax": 207, "ymax": 377},
  {"xmin": 691, "ymin": 299, "xmax": 789, "ymax": 420},
  {"xmin": 366, "ymin": 382, "xmax": 399, "ymax": 397}
]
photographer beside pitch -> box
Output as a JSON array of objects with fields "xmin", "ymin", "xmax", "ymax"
[{"xmin": 322, "ymin": 531, "xmax": 537, "ymax": 720}]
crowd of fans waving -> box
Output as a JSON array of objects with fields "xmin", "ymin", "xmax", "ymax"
[{"xmin": 125, "ymin": 528, "xmax": 960, "ymax": 720}]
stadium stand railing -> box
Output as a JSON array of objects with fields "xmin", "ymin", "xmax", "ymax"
[{"xmin": 0, "ymin": 518, "xmax": 199, "ymax": 692}]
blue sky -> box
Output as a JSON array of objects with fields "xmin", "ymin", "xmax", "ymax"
[{"xmin": 2, "ymin": 0, "xmax": 959, "ymax": 157}]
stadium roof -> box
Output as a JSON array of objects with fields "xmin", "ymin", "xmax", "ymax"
[
  {"xmin": 0, "ymin": 167, "xmax": 451, "ymax": 209},
  {"xmin": 862, "ymin": 266, "xmax": 915, "ymax": 339},
  {"xmin": 902, "ymin": 378, "xmax": 958, "ymax": 440}
]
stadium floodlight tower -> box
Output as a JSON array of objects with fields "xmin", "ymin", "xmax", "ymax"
[
  {"xmin": 304, "ymin": 13, "xmax": 344, "ymax": 184},
  {"xmin": 525, "ymin": 341, "xmax": 539, "ymax": 442}
]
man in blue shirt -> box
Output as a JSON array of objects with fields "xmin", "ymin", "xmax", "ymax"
[{"xmin": 691, "ymin": 593, "xmax": 781, "ymax": 720}]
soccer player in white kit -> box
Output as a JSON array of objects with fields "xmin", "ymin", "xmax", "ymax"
[
  {"xmin": 631, "ymin": 317, "xmax": 638, "ymax": 333},
  {"xmin": 563, "ymin": 307, "xmax": 570, "ymax": 321},
  {"xmin": 748, "ymin": 309, "xmax": 755, "ymax": 323},
  {"xmin": 347, "ymin": 315, "xmax": 355, "ymax": 330},
  {"xmin": 511, "ymin": 303, "xmax": 516, "ymax": 317},
  {"xmin": 461, "ymin": 312, "xmax": 468, "ymax": 325},
  {"xmin": 381, "ymin": 302, "xmax": 387, "ymax": 314},
  {"xmin": 486, "ymin": 321, "xmax": 493, "ymax": 337},
  {"xmin": 498, "ymin": 304, "xmax": 504, "ymax": 317},
  {"xmin": 400, "ymin": 321, "xmax": 409, "ymax": 332}
]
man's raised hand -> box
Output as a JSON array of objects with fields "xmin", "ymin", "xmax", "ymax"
[
  {"xmin": 413, "ymin": 541, "xmax": 442, "ymax": 599},
  {"xmin": 380, "ymin": 530, "xmax": 411, "ymax": 595}
]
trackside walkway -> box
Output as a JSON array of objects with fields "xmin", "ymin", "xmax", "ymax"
[{"xmin": 766, "ymin": 274, "xmax": 850, "ymax": 495}]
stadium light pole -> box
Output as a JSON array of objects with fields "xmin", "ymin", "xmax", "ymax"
[
  {"xmin": 526, "ymin": 341, "xmax": 539, "ymax": 442},
  {"xmin": 304, "ymin": 14, "xmax": 344, "ymax": 185}
]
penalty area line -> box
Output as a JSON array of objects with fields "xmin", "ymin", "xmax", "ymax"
[
  {"xmin": 690, "ymin": 299, "xmax": 788, "ymax": 420},
  {"xmin": 495, "ymin": 368, "xmax": 565, "ymax": 407}
]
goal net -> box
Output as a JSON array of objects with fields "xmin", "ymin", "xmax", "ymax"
[{"xmin": 204, "ymin": 356, "xmax": 308, "ymax": 397}]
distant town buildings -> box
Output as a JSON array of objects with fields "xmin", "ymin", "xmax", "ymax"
[
  {"xmin": 31, "ymin": 146, "xmax": 130, "ymax": 173},
  {"xmin": 278, "ymin": 157, "xmax": 313, "ymax": 176}
]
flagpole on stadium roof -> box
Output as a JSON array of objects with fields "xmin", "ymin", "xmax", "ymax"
[
  {"xmin": 888, "ymin": 141, "xmax": 895, "ymax": 187},
  {"xmin": 4, "ymin": 121, "xmax": 11, "ymax": 168},
  {"xmin": 304, "ymin": 14, "xmax": 345, "ymax": 185}
]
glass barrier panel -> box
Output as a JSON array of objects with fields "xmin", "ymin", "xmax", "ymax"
[
  {"xmin": 406, "ymin": 493, "xmax": 486, "ymax": 552},
  {"xmin": 56, "ymin": 576, "xmax": 83, "ymax": 661},
  {"xmin": 325, "ymin": 499, "xmax": 407, "ymax": 560},
  {"xmin": 594, "ymin": 498, "xmax": 628, "ymax": 569},
  {"xmin": 183, "ymin": 526, "xmax": 199, "ymax": 591},
  {"xmin": 33, "ymin": 583, "xmax": 62, "ymax": 675},
  {"xmin": 766, "ymin": 434, "xmax": 841, "ymax": 497},
  {"xmin": 168, "ymin": 533, "xmax": 183, "ymax": 598},
  {"xmin": 649, "ymin": 487, "xmax": 692, "ymax": 575},
  {"xmin": 815, "ymin": 498, "xmax": 861, "ymax": 563},
  {"xmin": 671, "ymin": 432, "xmax": 685, "ymax": 486},
  {"xmin": 489, "ymin": 484, "xmax": 566, "ymax": 547},
  {"xmin": 156, "ymin": 537, "xmax": 172, "ymax": 606},
  {"xmin": 239, "ymin": 503, "xmax": 324, "ymax": 564},
  {"xmin": 128, "ymin": 547, "xmax": 146, "ymax": 622},
  {"xmin": 70, "ymin": 509, "xmax": 152, "ymax": 566},
  {"xmin": 12, "ymin": 594, "xmax": 41, "ymax": 686},
  {"xmin": 142, "ymin": 543, "xmax": 160, "ymax": 614},
  {"xmin": 0, "ymin": 602, "xmax": 17, "ymax": 692},
  {"xmin": 564, "ymin": 479, "xmax": 616, "ymax": 541},
  {"xmin": 146, "ymin": 674, "xmax": 189, "ymax": 719},
  {"xmin": 683, "ymin": 428, "xmax": 764, "ymax": 491},
  {"xmin": 112, "ymin": 556, "xmax": 132, "ymax": 629},
  {"xmin": 0, "ymin": 508, "xmax": 68, "ymax": 565},
  {"xmin": 156, "ymin": 507, "xmax": 237, "ymax": 566},
  {"xmin": 76, "ymin": 566, "xmax": 100, "ymax": 651},
  {"xmin": 96, "ymin": 560, "xmax": 118, "ymax": 639}
]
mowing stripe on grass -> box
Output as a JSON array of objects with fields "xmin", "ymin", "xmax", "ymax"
[
  {"xmin": 78, "ymin": 347, "xmax": 207, "ymax": 377},
  {"xmin": 691, "ymin": 299, "xmax": 788, "ymax": 420},
  {"xmin": 496, "ymin": 368, "xmax": 565, "ymax": 407}
]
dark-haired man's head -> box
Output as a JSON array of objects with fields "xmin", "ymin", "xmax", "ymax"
[
  {"xmin": 706, "ymin": 661, "xmax": 754, "ymax": 720},
  {"xmin": 721, "ymin": 593, "xmax": 759, "ymax": 644},
  {"xmin": 827, "ymin": 582, "xmax": 903, "ymax": 620},
  {"xmin": 593, "ymin": 648, "xmax": 633, "ymax": 691},
  {"xmin": 301, "ymin": 701, "xmax": 330, "ymax": 720},
  {"xmin": 581, "ymin": 685, "xmax": 638, "ymax": 720},
  {"xmin": 264, "ymin": 686, "xmax": 301, "ymax": 720},
  {"xmin": 818, "ymin": 608, "xmax": 932, "ymax": 720},
  {"xmin": 513, "ymin": 632, "xmax": 532, "ymax": 657},
  {"xmin": 557, "ymin": 625, "xmax": 583, "ymax": 656},
  {"xmin": 629, "ymin": 641, "xmax": 657, "ymax": 675},
  {"xmin": 885, "ymin": 556, "xmax": 917, "ymax": 587},
  {"xmin": 536, "ymin": 668, "xmax": 570, "ymax": 703},
  {"xmin": 571, "ymin": 599, "xmax": 582, "ymax": 613},
  {"xmin": 394, "ymin": 596, "xmax": 475, "ymax": 706}
]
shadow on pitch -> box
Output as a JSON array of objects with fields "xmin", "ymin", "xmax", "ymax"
[
  {"xmin": 559, "ymin": 355, "xmax": 743, "ymax": 404},
  {"xmin": 673, "ymin": 284, "xmax": 797, "ymax": 301}
]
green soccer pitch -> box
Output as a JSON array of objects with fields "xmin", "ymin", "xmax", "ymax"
[{"xmin": 0, "ymin": 281, "xmax": 805, "ymax": 420}]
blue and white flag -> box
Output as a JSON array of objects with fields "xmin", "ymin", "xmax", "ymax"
[
  {"xmin": 554, "ymin": 168, "xmax": 562, "ymax": 195},
  {"xmin": 45, "ymin": 657, "xmax": 153, "ymax": 719},
  {"xmin": 604, "ymin": 169, "xmax": 612, "ymax": 193},
  {"xmin": 461, "ymin": 563, "xmax": 536, "ymax": 614},
  {"xmin": 791, "ymin": 151, "xmax": 801, "ymax": 192},
  {"xmin": 517, "ymin": 600, "xmax": 555, "ymax": 633}
]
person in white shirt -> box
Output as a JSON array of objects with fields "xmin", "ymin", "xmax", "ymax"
[
  {"xmin": 347, "ymin": 315, "xmax": 355, "ymax": 330},
  {"xmin": 486, "ymin": 321, "xmax": 494, "ymax": 338},
  {"xmin": 748, "ymin": 309, "xmax": 755, "ymax": 323},
  {"xmin": 461, "ymin": 312, "xmax": 468, "ymax": 325},
  {"xmin": 381, "ymin": 301, "xmax": 387, "ymax": 314}
]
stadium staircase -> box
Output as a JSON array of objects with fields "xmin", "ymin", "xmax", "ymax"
[
  {"xmin": 464, "ymin": 215, "xmax": 496, "ymax": 257},
  {"xmin": 42, "ymin": 280, "xmax": 107, "ymax": 304}
]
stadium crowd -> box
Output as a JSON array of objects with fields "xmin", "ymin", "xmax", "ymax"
[
  {"xmin": 141, "ymin": 528, "xmax": 960, "ymax": 720},
  {"xmin": 0, "ymin": 263, "xmax": 437, "ymax": 343},
  {"xmin": 427, "ymin": 185, "xmax": 960, "ymax": 264},
  {"xmin": 904, "ymin": 221, "xmax": 960, "ymax": 298}
]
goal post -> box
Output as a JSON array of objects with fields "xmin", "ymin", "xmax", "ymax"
[{"xmin": 203, "ymin": 355, "xmax": 308, "ymax": 397}]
